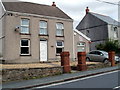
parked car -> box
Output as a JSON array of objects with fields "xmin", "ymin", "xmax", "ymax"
[{"xmin": 86, "ymin": 50, "xmax": 120, "ymax": 64}]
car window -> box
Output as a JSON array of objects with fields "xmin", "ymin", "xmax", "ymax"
[
  {"xmin": 89, "ymin": 51, "xmax": 96, "ymax": 54},
  {"xmin": 96, "ymin": 51, "xmax": 103, "ymax": 56}
]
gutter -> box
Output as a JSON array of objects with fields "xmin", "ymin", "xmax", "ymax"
[{"xmin": 6, "ymin": 11, "xmax": 73, "ymax": 22}]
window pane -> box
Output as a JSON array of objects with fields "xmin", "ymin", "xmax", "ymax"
[
  {"xmin": 56, "ymin": 23, "xmax": 64, "ymax": 29},
  {"xmin": 21, "ymin": 19, "xmax": 29, "ymax": 26},
  {"xmin": 56, "ymin": 48, "xmax": 63, "ymax": 54},
  {"xmin": 21, "ymin": 27, "xmax": 29, "ymax": 34},
  {"xmin": 77, "ymin": 46, "xmax": 85, "ymax": 52},
  {"xmin": 57, "ymin": 41, "xmax": 63, "ymax": 46},
  {"xmin": 56, "ymin": 29, "xmax": 63, "ymax": 36},
  {"xmin": 40, "ymin": 21, "xmax": 47, "ymax": 28},
  {"xmin": 21, "ymin": 40, "xmax": 28, "ymax": 46},
  {"xmin": 56, "ymin": 23, "xmax": 64, "ymax": 36},
  {"xmin": 77, "ymin": 42, "xmax": 85, "ymax": 46},
  {"xmin": 40, "ymin": 28, "xmax": 47, "ymax": 35},
  {"xmin": 89, "ymin": 51, "xmax": 96, "ymax": 54},
  {"xmin": 21, "ymin": 47, "xmax": 29, "ymax": 54},
  {"xmin": 39, "ymin": 21, "xmax": 47, "ymax": 35}
]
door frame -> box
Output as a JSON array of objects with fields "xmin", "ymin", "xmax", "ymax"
[{"xmin": 40, "ymin": 39, "xmax": 48, "ymax": 62}]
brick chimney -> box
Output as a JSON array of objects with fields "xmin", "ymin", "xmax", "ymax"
[
  {"xmin": 86, "ymin": 7, "xmax": 89, "ymax": 14},
  {"xmin": 52, "ymin": 2, "xmax": 56, "ymax": 6}
]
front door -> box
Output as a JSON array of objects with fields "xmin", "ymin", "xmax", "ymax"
[{"xmin": 40, "ymin": 40, "xmax": 47, "ymax": 61}]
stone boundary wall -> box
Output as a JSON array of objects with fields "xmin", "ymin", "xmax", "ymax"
[{"xmin": 2, "ymin": 66, "xmax": 63, "ymax": 82}]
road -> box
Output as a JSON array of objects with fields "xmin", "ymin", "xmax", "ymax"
[{"xmin": 35, "ymin": 70, "xmax": 120, "ymax": 89}]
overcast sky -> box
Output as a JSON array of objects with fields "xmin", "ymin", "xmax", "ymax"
[{"xmin": 2, "ymin": 0, "xmax": 120, "ymax": 28}]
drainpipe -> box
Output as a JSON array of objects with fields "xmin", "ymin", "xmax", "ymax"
[
  {"xmin": 73, "ymin": 30, "xmax": 75, "ymax": 61},
  {"xmin": 0, "ymin": 1, "xmax": 7, "ymax": 60}
]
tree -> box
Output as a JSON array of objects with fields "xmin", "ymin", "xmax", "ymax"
[{"xmin": 96, "ymin": 39, "xmax": 120, "ymax": 54}]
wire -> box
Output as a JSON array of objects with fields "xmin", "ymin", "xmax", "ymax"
[
  {"xmin": 0, "ymin": 12, "xmax": 6, "ymax": 20},
  {"xmin": 96, "ymin": 0, "xmax": 120, "ymax": 6}
]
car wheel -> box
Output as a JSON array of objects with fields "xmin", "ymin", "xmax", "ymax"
[
  {"xmin": 86, "ymin": 57, "xmax": 90, "ymax": 61},
  {"xmin": 103, "ymin": 59, "xmax": 109, "ymax": 64}
]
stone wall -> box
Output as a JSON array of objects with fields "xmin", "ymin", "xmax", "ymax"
[{"xmin": 2, "ymin": 67, "xmax": 63, "ymax": 82}]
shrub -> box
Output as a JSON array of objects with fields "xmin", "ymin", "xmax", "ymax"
[{"xmin": 96, "ymin": 39, "xmax": 120, "ymax": 54}]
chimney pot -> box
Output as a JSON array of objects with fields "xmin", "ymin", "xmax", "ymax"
[
  {"xmin": 86, "ymin": 7, "xmax": 89, "ymax": 14},
  {"xmin": 52, "ymin": 2, "xmax": 56, "ymax": 6}
]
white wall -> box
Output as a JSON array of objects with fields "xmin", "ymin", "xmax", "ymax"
[{"xmin": 108, "ymin": 24, "xmax": 120, "ymax": 41}]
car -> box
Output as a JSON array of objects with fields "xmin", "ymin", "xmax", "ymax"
[{"xmin": 86, "ymin": 50, "xmax": 120, "ymax": 64}]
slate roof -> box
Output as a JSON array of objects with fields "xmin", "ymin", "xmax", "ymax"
[
  {"xmin": 2, "ymin": 2, "xmax": 72, "ymax": 20},
  {"xmin": 90, "ymin": 12, "xmax": 119, "ymax": 26}
]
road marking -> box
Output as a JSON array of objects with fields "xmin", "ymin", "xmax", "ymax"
[
  {"xmin": 113, "ymin": 86, "xmax": 120, "ymax": 89},
  {"xmin": 35, "ymin": 70, "xmax": 119, "ymax": 88}
]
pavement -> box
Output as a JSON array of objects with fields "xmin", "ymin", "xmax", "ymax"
[{"xmin": 2, "ymin": 65, "xmax": 120, "ymax": 89}]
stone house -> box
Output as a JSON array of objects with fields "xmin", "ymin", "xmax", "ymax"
[
  {"xmin": 0, "ymin": 1, "xmax": 91, "ymax": 63},
  {"xmin": 0, "ymin": 1, "xmax": 75, "ymax": 63},
  {"xmin": 76, "ymin": 7, "xmax": 120, "ymax": 50}
]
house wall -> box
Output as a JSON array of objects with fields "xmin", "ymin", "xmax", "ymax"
[
  {"xmin": 80, "ymin": 25, "xmax": 108, "ymax": 50},
  {"xmin": 76, "ymin": 13, "xmax": 108, "ymax": 50},
  {"xmin": 118, "ymin": 26, "xmax": 120, "ymax": 42},
  {"xmin": 3, "ymin": 13, "xmax": 74, "ymax": 63},
  {"xmin": 108, "ymin": 24, "xmax": 120, "ymax": 41},
  {"xmin": 74, "ymin": 32, "xmax": 90, "ymax": 60}
]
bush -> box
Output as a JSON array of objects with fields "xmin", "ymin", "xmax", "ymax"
[{"xmin": 96, "ymin": 39, "xmax": 120, "ymax": 54}]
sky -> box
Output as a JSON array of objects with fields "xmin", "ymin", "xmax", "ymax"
[{"xmin": 1, "ymin": 0, "xmax": 120, "ymax": 29}]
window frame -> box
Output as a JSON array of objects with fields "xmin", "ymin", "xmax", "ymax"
[
  {"xmin": 56, "ymin": 23, "xmax": 64, "ymax": 36},
  {"xmin": 56, "ymin": 41, "xmax": 64, "ymax": 47},
  {"xmin": 20, "ymin": 19, "xmax": 30, "ymax": 34},
  {"xmin": 113, "ymin": 27, "xmax": 118, "ymax": 38},
  {"xmin": 77, "ymin": 42, "xmax": 85, "ymax": 47},
  {"xmin": 77, "ymin": 42, "xmax": 86, "ymax": 52},
  {"xmin": 56, "ymin": 41, "xmax": 64, "ymax": 55},
  {"xmin": 20, "ymin": 39, "xmax": 30, "ymax": 56},
  {"xmin": 39, "ymin": 21, "xmax": 48, "ymax": 35}
]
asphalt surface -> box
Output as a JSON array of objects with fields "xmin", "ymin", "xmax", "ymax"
[
  {"xmin": 37, "ymin": 70, "xmax": 120, "ymax": 89},
  {"xmin": 2, "ymin": 66, "xmax": 120, "ymax": 89}
]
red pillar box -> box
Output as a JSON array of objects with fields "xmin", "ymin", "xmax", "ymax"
[
  {"xmin": 60, "ymin": 52, "xmax": 71, "ymax": 73},
  {"xmin": 77, "ymin": 52, "xmax": 87, "ymax": 71},
  {"xmin": 108, "ymin": 51, "xmax": 115, "ymax": 67}
]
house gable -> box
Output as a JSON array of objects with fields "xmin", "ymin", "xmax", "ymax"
[{"xmin": 76, "ymin": 12, "xmax": 107, "ymax": 31}]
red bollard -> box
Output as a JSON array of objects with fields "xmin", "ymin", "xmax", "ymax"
[
  {"xmin": 108, "ymin": 51, "xmax": 115, "ymax": 67},
  {"xmin": 77, "ymin": 52, "xmax": 87, "ymax": 71},
  {"xmin": 60, "ymin": 52, "xmax": 71, "ymax": 73}
]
